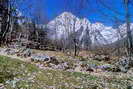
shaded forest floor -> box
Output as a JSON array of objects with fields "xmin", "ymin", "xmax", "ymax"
[{"xmin": 0, "ymin": 48, "xmax": 133, "ymax": 89}]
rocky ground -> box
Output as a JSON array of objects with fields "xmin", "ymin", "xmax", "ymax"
[{"xmin": 0, "ymin": 47, "xmax": 133, "ymax": 89}]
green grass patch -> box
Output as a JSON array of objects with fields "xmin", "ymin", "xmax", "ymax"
[{"xmin": 0, "ymin": 55, "xmax": 133, "ymax": 89}]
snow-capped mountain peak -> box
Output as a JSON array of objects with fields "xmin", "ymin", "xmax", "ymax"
[{"xmin": 47, "ymin": 12, "xmax": 130, "ymax": 47}]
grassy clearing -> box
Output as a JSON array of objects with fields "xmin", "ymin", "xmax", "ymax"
[
  {"xmin": 0, "ymin": 56, "xmax": 86, "ymax": 89},
  {"xmin": 0, "ymin": 56, "xmax": 133, "ymax": 89}
]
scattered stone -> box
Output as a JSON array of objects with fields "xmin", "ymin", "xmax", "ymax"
[
  {"xmin": 86, "ymin": 67, "xmax": 94, "ymax": 72},
  {"xmin": 97, "ymin": 64, "xmax": 114, "ymax": 71},
  {"xmin": 85, "ymin": 64, "xmax": 97, "ymax": 72},
  {"xmin": 115, "ymin": 57, "xmax": 133, "ymax": 73},
  {"xmin": 0, "ymin": 83, "xmax": 4, "ymax": 89},
  {"xmin": 93, "ymin": 55, "xmax": 102, "ymax": 61},
  {"xmin": 127, "ymin": 68, "xmax": 133, "ymax": 74},
  {"xmin": 74, "ymin": 62, "xmax": 95, "ymax": 72},
  {"xmin": 49, "ymin": 56, "xmax": 59, "ymax": 65},
  {"xmin": 2, "ymin": 48, "xmax": 16, "ymax": 55},
  {"xmin": 16, "ymin": 48, "xmax": 32, "ymax": 58},
  {"xmin": 75, "ymin": 66, "xmax": 83, "ymax": 72},
  {"xmin": 31, "ymin": 54, "xmax": 50, "ymax": 62},
  {"xmin": 22, "ymin": 48, "xmax": 32, "ymax": 58},
  {"xmin": 93, "ymin": 55, "xmax": 110, "ymax": 61},
  {"xmin": 54, "ymin": 62, "xmax": 69, "ymax": 70}
]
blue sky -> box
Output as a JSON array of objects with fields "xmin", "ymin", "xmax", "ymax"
[{"xmin": 18, "ymin": 0, "xmax": 133, "ymax": 26}]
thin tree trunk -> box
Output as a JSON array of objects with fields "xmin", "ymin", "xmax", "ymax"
[
  {"xmin": 74, "ymin": 38, "xmax": 77, "ymax": 56},
  {"xmin": 125, "ymin": 0, "xmax": 133, "ymax": 58}
]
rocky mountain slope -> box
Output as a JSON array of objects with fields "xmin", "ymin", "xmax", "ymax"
[{"xmin": 47, "ymin": 12, "xmax": 133, "ymax": 47}]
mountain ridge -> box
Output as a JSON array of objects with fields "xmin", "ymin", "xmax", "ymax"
[{"xmin": 47, "ymin": 12, "xmax": 133, "ymax": 47}]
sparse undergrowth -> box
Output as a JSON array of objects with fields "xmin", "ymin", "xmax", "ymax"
[{"xmin": 0, "ymin": 56, "xmax": 133, "ymax": 89}]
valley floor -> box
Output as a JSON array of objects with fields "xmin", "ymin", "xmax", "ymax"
[{"xmin": 0, "ymin": 48, "xmax": 133, "ymax": 89}]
